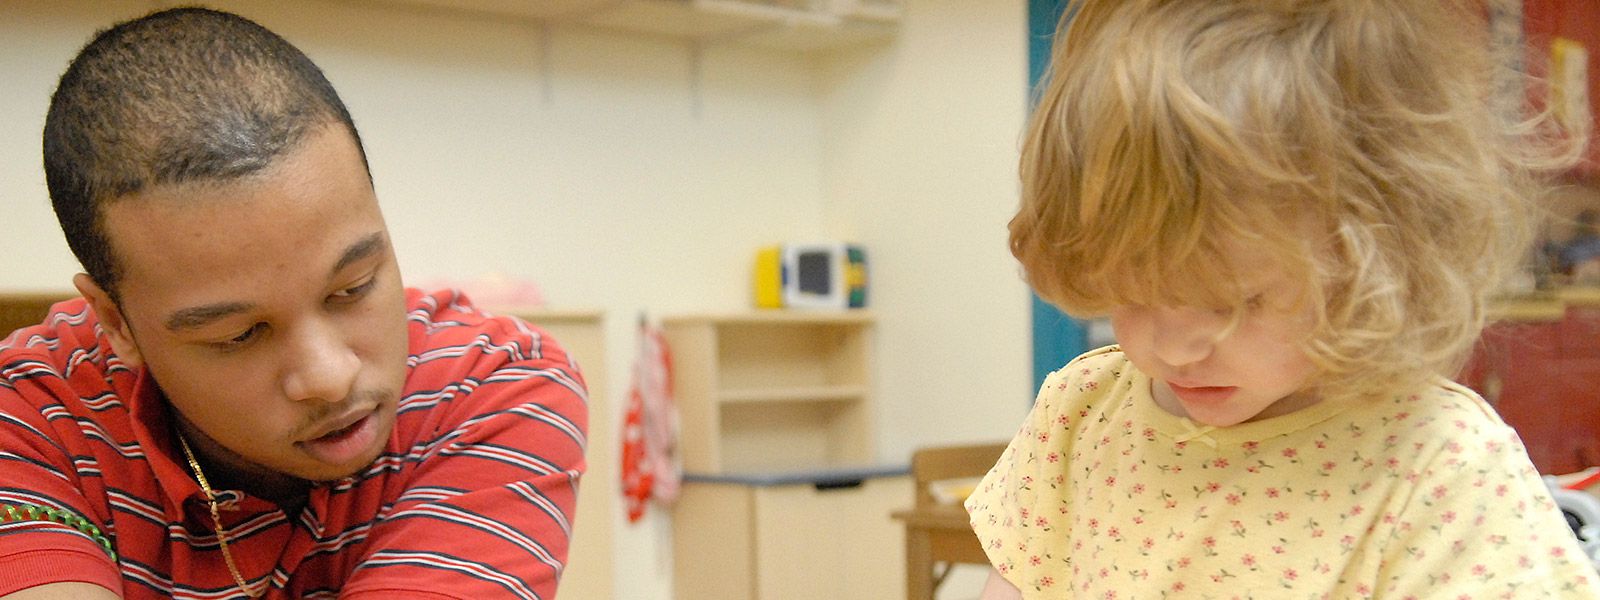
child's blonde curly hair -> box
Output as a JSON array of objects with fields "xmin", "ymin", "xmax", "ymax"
[{"xmin": 1010, "ymin": 0, "xmax": 1585, "ymax": 403}]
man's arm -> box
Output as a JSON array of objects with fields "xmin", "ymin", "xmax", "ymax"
[
  {"xmin": 340, "ymin": 314, "xmax": 588, "ymax": 599},
  {"xmin": 1, "ymin": 582, "xmax": 119, "ymax": 600}
]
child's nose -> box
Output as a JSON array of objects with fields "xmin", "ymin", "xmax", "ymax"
[{"xmin": 1148, "ymin": 306, "xmax": 1225, "ymax": 367}]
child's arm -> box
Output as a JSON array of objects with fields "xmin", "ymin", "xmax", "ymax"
[{"xmin": 979, "ymin": 568, "xmax": 1023, "ymax": 600}]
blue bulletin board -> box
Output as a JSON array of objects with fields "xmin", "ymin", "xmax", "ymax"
[{"xmin": 1027, "ymin": 0, "xmax": 1087, "ymax": 395}]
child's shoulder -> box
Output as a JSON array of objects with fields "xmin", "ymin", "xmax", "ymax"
[
  {"xmin": 1336, "ymin": 377, "xmax": 1520, "ymax": 454},
  {"xmin": 1036, "ymin": 344, "xmax": 1139, "ymax": 402}
]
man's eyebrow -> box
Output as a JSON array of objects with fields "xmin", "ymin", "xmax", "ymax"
[
  {"xmin": 162, "ymin": 233, "xmax": 386, "ymax": 333},
  {"xmin": 165, "ymin": 302, "xmax": 254, "ymax": 332},
  {"xmin": 332, "ymin": 232, "xmax": 387, "ymax": 276}
]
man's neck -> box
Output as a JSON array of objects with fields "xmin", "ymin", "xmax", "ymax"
[{"xmin": 173, "ymin": 418, "xmax": 311, "ymax": 513}]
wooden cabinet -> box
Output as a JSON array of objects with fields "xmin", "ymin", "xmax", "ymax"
[
  {"xmin": 495, "ymin": 308, "xmax": 613, "ymax": 600},
  {"xmin": 663, "ymin": 311, "xmax": 909, "ymax": 600},
  {"xmin": 662, "ymin": 311, "xmax": 876, "ymax": 473},
  {"xmin": 672, "ymin": 469, "xmax": 910, "ymax": 600}
]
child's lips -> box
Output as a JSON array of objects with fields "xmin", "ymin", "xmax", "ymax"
[{"xmin": 1167, "ymin": 382, "xmax": 1239, "ymax": 405}]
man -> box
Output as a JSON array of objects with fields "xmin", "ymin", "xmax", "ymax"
[{"xmin": 0, "ymin": 8, "xmax": 587, "ymax": 599}]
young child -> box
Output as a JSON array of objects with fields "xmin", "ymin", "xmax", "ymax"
[{"xmin": 966, "ymin": 0, "xmax": 1600, "ymax": 598}]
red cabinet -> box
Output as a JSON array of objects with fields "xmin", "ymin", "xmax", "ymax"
[{"xmin": 1462, "ymin": 302, "xmax": 1600, "ymax": 474}]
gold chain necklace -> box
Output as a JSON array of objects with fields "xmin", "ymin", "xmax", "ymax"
[{"xmin": 177, "ymin": 434, "xmax": 264, "ymax": 598}]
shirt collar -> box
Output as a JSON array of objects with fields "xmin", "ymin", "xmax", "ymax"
[{"xmin": 123, "ymin": 366, "xmax": 210, "ymax": 518}]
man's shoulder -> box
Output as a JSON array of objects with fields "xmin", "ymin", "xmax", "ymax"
[
  {"xmin": 402, "ymin": 288, "xmax": 578, "ymax": 383},
  {"xmin": 1, "ymin": 298, "xmax": 110, "ymax": 394}
]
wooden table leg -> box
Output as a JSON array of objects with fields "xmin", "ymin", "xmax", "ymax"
[{"xmin": 905, "ymin": 527, "xmax": 934, "ymax": 600}]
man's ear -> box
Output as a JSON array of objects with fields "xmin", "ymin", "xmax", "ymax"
[{"xmin": 73, "ymin": 273, "xmax": 143, "ymax": 369}]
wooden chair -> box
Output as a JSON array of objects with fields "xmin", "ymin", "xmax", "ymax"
[
  {"xmin": 892, "ymin": 441, "xmax": 1008, "ymax": 600},
  {"xmin": 0, "ymin": 293, "xmax": 77, "ymax": 339}
]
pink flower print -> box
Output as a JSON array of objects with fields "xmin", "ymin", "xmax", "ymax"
[
  {"xmin": 1142, "ymin": 537, "xmax": 1155, "ymax": 551},
  {"xmin": 1273, "ymin": 511, "xmax": 1289, "ymax": 523},
  {"xmin": 1320, "ymin": 460, "xmax": 1337, "ymax": 474},
  {"xmin": 1357, "ymin": 584, "xmax": 1371, "ymax": 595},
  {"xmin": 1284, "ymin": 568, "xmax": 1299, "ymax": 581},
  {"xmin": 1029, "ymin": 555, "xmax": 1043, "ymax": 566},
  {"xmin": 1272, "ymin": 544, "xmax": 1286, "ymax": 555},
  {"xmin": 1266, "ymin": 487, "xmax": 1281, "ymax": 498},
  {"xmin": 1132, "ymin": 483, "xmax": 1145, "ymax": 495},
  {"xmin": 1108, "ymin": 526, "xmax": 1122, "ymax": 539},
  {"xmin": 1385, "ymin": 457, "xmax": 1400, "ymax": 470},
  {"xmin": 1172, "ymin": 582, "xmax": 1186, "ymax": 592},
  {"xmin": 1496, "ymin": 484, "xmax": 1509, "ymax": 497},
  {"xmin": 1178, "ymin": 557, "xmax": 1192, "ymax": 568},
  {"xmin": 1081, "ymin": 381, "xmax": 1100, "ymax": 392},
  {"xmin": 1046, "ymin": 452, "xmax": 1060, "ymax": 463},
  {"xmin": 1226, "ymin": 493, "xmax": 1242, "ymax": 505},
  {"xmin": 1213, "ymin": 458, "xmax": 1229, "ymax": 469},
  {"xmin": 1105, "ymin": 475, "xmax": 1117, "ymax": 487},
  {"xmin": 1552, "ymin": 546, "xmax": 1568, "ymax": 558},
  {"xmin": 1056, "ymin": 414, "xmax": 1070, "ymax": 426},
  {"xmin": 1242, "ymin": 441, "xmax": 1259, "ymax": 454},
  {"xmin": 1035, "ymin": 516, "xmax": 1050, "ymax": 529},
  {"xmin": 1087, "ymin": 517, "xmax": 1100, "ymax": 530},
  {"xmin": 1143, "ymin": 427, "xmax": 1157, "ymax": 440},
  {"xmin": 1038, "ymin": 575, "xmax": 1055, "ymax": 587},
  {"xmin": 1037, "ymin": 431, "xmax": 1051, "ymax": 443},
  {"xmin": 1102, "ymin": 591, "xmax": 1115, "ymax": 600},
  {"xmin": 1315, "ymin": 439, "xmax": 1327, "ymax": 449},
  {"xmin": 1206, "ymin": 482, "xmax": 1221, "ymax": 493},
  {"xmin": 1472, "ymin": 564, "xmax": 1487, "ymax": 577},
  {"xmin": 1242, "ymin": 554, "xmax": 1257, "ymax": 568},
  {"xmin": 1431, "ymin": 485, "xmax": 1448, "ymax": 500}
]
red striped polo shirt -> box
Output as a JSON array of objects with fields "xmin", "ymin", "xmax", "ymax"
[{"xmin": 0, "ymin": 288, "xmax": 588, "ymax": 599}]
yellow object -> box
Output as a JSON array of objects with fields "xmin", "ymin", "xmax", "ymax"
[{"xmin": 753, "ymin": 246, "xmax": 783, "ymax": 309}]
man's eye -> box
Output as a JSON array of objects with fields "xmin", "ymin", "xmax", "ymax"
[
  {"xmin": 216, "ymin": 323, "xmax": 264, "ymax": 348},
  {"xmin": 332, "ymin": 277, "xmax": 376, "ymax": 301}
]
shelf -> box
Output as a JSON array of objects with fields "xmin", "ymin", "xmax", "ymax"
[
  {"xmin": 664, "ymin": 310, "xmax": 874, "ymax": 325},
  {"xmin": 664, "ymin": 311, "xmax": 874, "ymax": 473},
  {"xmin": 354, "ymin": 0, "xmax": 899, "ymax": 51},
  {"xmin": 719, "ymin": 384, "xmax": 867, "ymax": 404}
]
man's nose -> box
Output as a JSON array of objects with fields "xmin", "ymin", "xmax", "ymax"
[{"xmin": 280, "ymin": 319, "xmax": 359, "ymax": 404}]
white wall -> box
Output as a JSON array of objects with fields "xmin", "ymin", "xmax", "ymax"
[{"xmin": 0, "ymin": 1, "xmax": 1032, "ymax": 598}]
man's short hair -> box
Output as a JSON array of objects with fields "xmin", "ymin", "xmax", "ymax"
[{"xmin": 43, "ymin": 7, "xmax": 368, "ymax": 300}]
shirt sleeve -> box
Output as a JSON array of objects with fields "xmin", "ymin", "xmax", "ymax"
[
  {"xmin": 1377, "ymin": 414, "xmax": 1600, "ymax": 598},
  {"xmin": 0, "ymin": 356, "xmax": 124, "ymax": 597},
  {"xmin": 965, "ymin": 366, "xmax": 1076, "ymax": 594},
  {"xmin": 340, "ymin": 319, "xmax": 589, "ymax": 600}
]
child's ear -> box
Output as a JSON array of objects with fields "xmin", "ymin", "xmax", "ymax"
[{"xmin": 73, "ymin": 273, "xmax": 143, "ymax": 369}]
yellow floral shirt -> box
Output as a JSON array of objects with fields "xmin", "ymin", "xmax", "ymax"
[{"xmin": 966, "ymin": 346, "xmax": 1599, "ymax": 599}]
